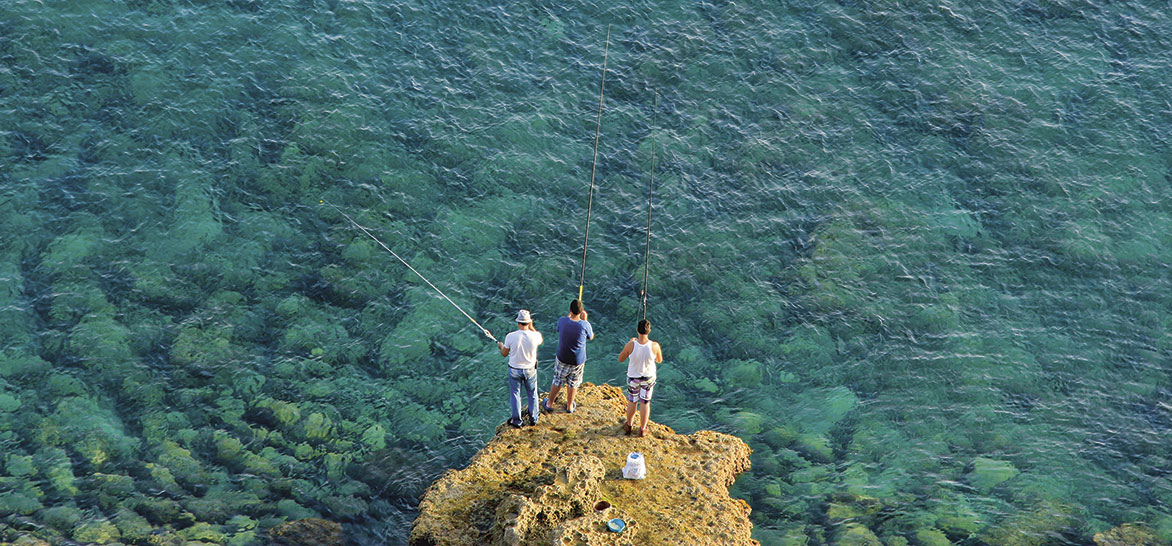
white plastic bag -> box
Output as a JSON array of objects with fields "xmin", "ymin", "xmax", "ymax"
[{"xmin": 622, "ymin": 452, "xmax": 646, "ymax": 480}]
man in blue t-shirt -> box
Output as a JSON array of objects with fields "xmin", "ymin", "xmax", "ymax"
[{"xmin": 543, "ymin": 299, "xmax": 594, "ymax": 414}]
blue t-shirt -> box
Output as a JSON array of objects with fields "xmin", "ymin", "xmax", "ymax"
[{"xmin": 556, "ymin": 316, "xmax": 594, "ymax": 365}]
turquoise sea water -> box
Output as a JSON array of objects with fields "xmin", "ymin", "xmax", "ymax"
[{"xmin": 2, "ymin": 0, "xmax": 1171, "ymax": 544}]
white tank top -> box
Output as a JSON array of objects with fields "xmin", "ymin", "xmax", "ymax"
[{"xmin": 626, "ymin": 339, "xmax": 656, "ymax": 380}]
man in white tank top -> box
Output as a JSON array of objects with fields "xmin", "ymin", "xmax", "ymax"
[{"xmin": 617, "ymin": 319, "xmax": 663, "ymax": 437}]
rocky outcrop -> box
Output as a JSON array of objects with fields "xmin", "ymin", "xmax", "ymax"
[
  {"xmin": 410, "ymin": 383, "xmax": 757, "ymax": 546},
  {"xmin": 269, "ymin": 518, "xmax": 344, "ymax": 546},
  {"xmin": 1093, "ymin": 523, "xmax": 1164, "ymax": 546}
]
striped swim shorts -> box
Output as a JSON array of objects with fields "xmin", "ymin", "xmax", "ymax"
[{"xmin": 626, "ymin": 376, "xmax": 656, "ymax": 402}]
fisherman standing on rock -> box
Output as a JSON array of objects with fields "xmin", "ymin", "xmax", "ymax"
[
  {"xmin": 498, "ymin": 309, "xmax": 542, "ymax": 428},
  {"xmin": 545, "ymin": 299, "xmax": 594, "ymax": 414},
  {"xmin": 618, "ymin": 319, "xmax": 663, "ymax": 437}
]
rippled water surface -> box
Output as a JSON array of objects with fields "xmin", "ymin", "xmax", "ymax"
[{"xmin": 2, "ymin": 0, "xmax": 1171, "ymax": 544}]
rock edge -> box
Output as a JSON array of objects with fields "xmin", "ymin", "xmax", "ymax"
[{"xmin": 409, "ymin": 383, "xmax": 757, "ymax": 546}]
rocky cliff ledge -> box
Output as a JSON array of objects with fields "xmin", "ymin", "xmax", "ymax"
[{"xmin": 409, "ymin": 383, "xmax": 757, "ymax": 546}]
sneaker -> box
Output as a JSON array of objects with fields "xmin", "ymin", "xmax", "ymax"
[
  {"xmin": 567, "ymin": 402, "xmax": 576, "ymax": 414},
  {"xmin": 541, "ymin": 400, "xmax": 554, "ymax": 413},
  {"xmin": 523, "ymin": 414, "xmax": 536, "ymax": 427},
  {"xmin": 507, "ymin": 419, "xmax": 522, "ymax": 429}
]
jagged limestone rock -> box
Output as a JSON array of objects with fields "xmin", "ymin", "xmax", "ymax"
[
  {"xmin": 410, "ymin": 384, "xmax": 756, "ymax": 546},
  {"xmin": 494, "ymin": 456, "xmax": 605, "ymax": 544}
]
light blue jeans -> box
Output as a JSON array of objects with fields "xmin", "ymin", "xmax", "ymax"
[{"xmin": 507, "ymin": 367, "xmax": 539, "ymax": 425}]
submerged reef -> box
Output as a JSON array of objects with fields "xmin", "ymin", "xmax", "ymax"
[
  {"xmin": 269, "ymin": 518, "xmax": 344, "ymax": 546},
  {"xmin": 409, "ymin": 384, "xmax": 755, "ymax": 546}
]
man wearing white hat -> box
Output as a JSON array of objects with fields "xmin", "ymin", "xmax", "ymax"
[{"xmin": 498, "ymin": 309, "xmax": 543, "ymax": 428}]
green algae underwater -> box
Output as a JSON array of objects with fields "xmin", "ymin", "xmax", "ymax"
[{"xmin": 2, "ymin": 0, "xmax": 1171, "ymax": 544}]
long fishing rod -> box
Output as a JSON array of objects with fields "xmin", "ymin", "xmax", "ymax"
[
  {"xmin": 640, "ymin": 91, "xmax": 657, "ymax": 321},
  {"xmin": 322, "ymin": 200, "xmax": 498, "ymax": 343},
  {"xmin": 578, "ymin": 25, "xmax": 611, "ymax": 303}
]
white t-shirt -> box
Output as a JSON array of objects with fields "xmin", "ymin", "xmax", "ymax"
[
  {"xmin": 504, "ymin": 329, "xmax": 543, "ymax": 370},
  {"xmin": 626, "ymin": 339, "xmax": 657, "ymax": 380}
]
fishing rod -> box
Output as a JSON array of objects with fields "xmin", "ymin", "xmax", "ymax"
[
  {"xmin": 640, "ymin": 91, "xmax": 657, "ymax": 321},
  {"xmin": 578, "ymin": 25, "xmax": 611, "ymax": 302},
  {"xmin": 322, "ymin": 200, "xmax": 498, "ymax": 343}
]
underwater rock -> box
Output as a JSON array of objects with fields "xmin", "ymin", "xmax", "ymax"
[
  {"xmin": 409, "ymin": 383, "xmax": 756, "ymax": 545},
  {"xmin": 978, "ymin": 500, "xmax": 1078, "ymax": 546},
  {"xmin": 929, "ymin": 494, "xmax": 982, "ymax": 537},
  {"xmin": 1092, "ymin": 523, "xmax": 1163, "ymax": 546},
  {"xmin": 966, "ymin": 457, "xmax": 1019, "ymax": 493},
  {"xmin": 71, "ymin": 518, "xmax": 121, "ymax": 543},
  {"xmin": 269, "ymin": 517, "xmax": 344, "ymax": 546},
  {"xmin": 5, "ymin": 536, "xmax": 50, "ymax": 546},
  {"xmin": 347, "ymin": 447, "xmax": 434, "ymax": 500},
  {"xmin": 825, "ymin": 493, "xmax": 883, "ymax": 526},
  {"xmin": 913, "ymin": 528, "xmax": 952, "ymax": 546},
  {"xmin": 833, "ymin": 523, "xmax": 882, "ymax": 546},
  {"xmin": 792, "ymin": 433, "xmax": 835, "ymax": 463}
]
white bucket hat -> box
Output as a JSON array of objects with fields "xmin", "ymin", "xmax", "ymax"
[{"xmin": 514, "ymin": 309, "xmax": 533, "ymax": 324}]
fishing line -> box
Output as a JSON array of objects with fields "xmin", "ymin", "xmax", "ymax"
[
  {"xmin": 578, "ymin": 25, "xmax": 610, "ymax": 302},
  {"xmin": 322, "ymin": 200, "xmax": 498, "ymax": 343},
  {"xmin": 640, "ymin": 91, "xmax": 657, "ymax": 321}
]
